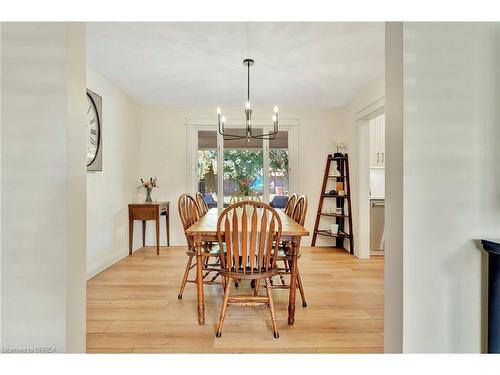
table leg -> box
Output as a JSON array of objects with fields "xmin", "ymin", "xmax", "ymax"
[
  {"xmin": 288, "ymin": 235, "xmax": 300, "ymax": 325},
  {"xmin": 166, "ymin": 213, "xmax": 170, "ymax": 247},
  {"xmin": 129, "ymin": 218, "xmax": 133, "ymax": 256},
  {"xmin": 194, "ymin": 235, "xmax": 205, "ymax": 325},
  {"xmin": 155, "ymin": 217, "xmax": 160, "ymax": 255},
  {"xmin": 142, "ymin": 220, "xmax": 146, "ymax": 247}
]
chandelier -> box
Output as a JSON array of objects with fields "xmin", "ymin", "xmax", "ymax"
[{"xmin": 217, "ymin": 58, "xmax": 279, "ymax": 141}]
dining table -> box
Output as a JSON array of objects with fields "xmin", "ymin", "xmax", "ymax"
[{"xmin": 185, "ymin": 207, "xmax": 309, "ymax": 326}]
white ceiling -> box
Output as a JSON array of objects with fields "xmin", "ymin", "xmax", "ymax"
[{"xmin": 87, "ymin": 22, "xmax": 384, "ymax": 107}]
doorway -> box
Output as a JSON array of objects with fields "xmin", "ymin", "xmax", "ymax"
[{"xmin": 358, "ymin": 111, "xmax": 385, "ymax": 259}]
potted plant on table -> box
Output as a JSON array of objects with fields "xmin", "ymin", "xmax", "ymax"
[
  {"xmin": 140, "ymin": 177, "xmax": 158, "ymax": 202},
  {"xmin": 236, "ymin": 178, "xmax": 253, "ymax": 197}
]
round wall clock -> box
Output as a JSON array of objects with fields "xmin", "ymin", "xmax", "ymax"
[{"xmin": 86, "ymin": 90, "xmax": 102, "ymax": 169}]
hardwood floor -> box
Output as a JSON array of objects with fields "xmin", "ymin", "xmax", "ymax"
[{"xmin": 86, "ymin": 246, "xmax": 384, "ymax": 353}]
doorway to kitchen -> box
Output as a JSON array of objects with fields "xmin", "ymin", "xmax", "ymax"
[{"xmin": 358, "ymin": 111, "xmax": 386, "ymax": 259}]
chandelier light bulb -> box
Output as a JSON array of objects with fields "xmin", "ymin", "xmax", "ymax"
[
  {"xmin": 273, "ymin": 105, "xmax": 279, "ymax": 114},
  {"xmin": 246, "ymin": 101, "xmax": 251, "ymax": 109},
  {"xmin": 221, "ymin": 116, "xmax": 226, "ymax": 123},
  {"xmin": 272, "ymin": 115, "xmax": 277, "ymax": 122},
  {"xmin": 217, "ymin": 107, "xmax": 221, "ymax": 115}
]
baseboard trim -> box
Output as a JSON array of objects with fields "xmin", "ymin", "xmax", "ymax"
[{"xmin": 87, "ymin": 248, "xmax": 129, "ymax": 280}]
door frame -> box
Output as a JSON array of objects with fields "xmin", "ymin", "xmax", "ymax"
[{"xmin": 356, "ymin": 102, "xmax": 385, "ymax": 259}]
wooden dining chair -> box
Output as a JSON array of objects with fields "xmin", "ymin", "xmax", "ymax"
[
  {"xmin": 274, "ymin": 195, "xmax": 308, "ymax": 307},
  {"xmin": 195, "ymin": 192, "xmax": 209, "ymax": 216},
  {"xmin": 215, "ymin": 201, "xmax": 282, "ymax": 338},
  {"xmin": 177, "ymin": 193, "xmax": 221, "ymax": 300},
  {"xmin": 284, "ymin": 193, "xmax": 298, "ymax": 216}
]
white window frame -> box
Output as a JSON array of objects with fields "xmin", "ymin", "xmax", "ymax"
[{"xmin": 186, "ymin": 117, "xmax": 300, "ymax": 209}]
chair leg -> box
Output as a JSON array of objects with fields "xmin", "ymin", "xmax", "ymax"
[
  {"xmin": 253, "ymin": 279, "xmax": 260, "ymax": 296},
  {"xmin": 178, "ymin": 255, "xmax": 193, "ymax": 299},
  {"xmin": 280, "ymin": 259, "xmax": 288, "ymax": 285},
  {"xmin": 265, "ymin": 278, "xmax": 279, "ymax": 338},
  {"xmin": 216, "ymin": 278, "xmax": 232, "ymax": 338},
  {"xmin": 296, "ymin": 268, "xmax": 307, "ymax": 307}
]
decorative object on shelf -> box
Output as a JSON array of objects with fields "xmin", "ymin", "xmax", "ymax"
[
  {"xmin": 330, "ymin": 224, "xmax": 339, "ymax": 234},
  {"xmin": 332, "ymin": 164, "xmax": 341, "ymax": 176},
  {"xmin": 140, "ymin": 177, "xmax": 158, "ymax": 202},
  {"xmin": 217, "ymin": 58, "xmax": 279, "ymax": 142},
  {"xmin": 327, "ymin": 189, "xmax": 337, "ymax": 196},
  {"xmin": 86, "ymin": 89, "xmax": 103, "ymax": 171},
  {"xmin": 331, "ymin": 141, "xmax": 346, "ymax": 157}
]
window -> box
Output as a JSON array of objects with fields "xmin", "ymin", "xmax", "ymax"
[
  {"xmin": 223, "ymin": 129, "xmax": 263, "ymax": 206},
  {"xmin": 189, "ymin": 124, "xmax": 297, "ymax": 210},
  {"xmin": 268, "ymin": 131, "xmax": 289, "ymax": 208},
  {"xmin": 197, "ymin": 131, "xmax": 218, "ymax": 208}
]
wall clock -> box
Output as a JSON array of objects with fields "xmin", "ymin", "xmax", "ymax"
[{"xmin": 86, "ymin": 89, "xmax": 102, "ymax": 171}]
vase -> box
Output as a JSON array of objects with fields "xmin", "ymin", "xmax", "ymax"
[{"xmin": 145, "ymin": 188, "xmax": 152, "ymax": 202}]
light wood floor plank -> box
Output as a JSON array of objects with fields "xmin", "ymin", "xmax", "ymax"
[{"xmin": 87, "ymin": 246, "xmax": 384, "ymax": 353}]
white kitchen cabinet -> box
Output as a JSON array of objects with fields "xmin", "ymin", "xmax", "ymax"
[{"xmin": 369, "ymin": 114, "xmax": 385, "ymax": 167}]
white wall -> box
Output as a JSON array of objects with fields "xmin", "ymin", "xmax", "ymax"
[
  {"xmin": 399, "ymin": 23, "xmax": 500, "ymax": 353},
  {"xmin": 86, "ymin": 68, "xmax": 141, "ymax": 279},
  {"xmin": 1, "ymin": 23, "xmax": 86, "ymax": 353},
  {"xmin": 344, "ymin": 78, "xmax": 385, "ymax": 258},
  {"xmin": 137, "ymin": 105, "xmax": 345, "ymax": 247}
]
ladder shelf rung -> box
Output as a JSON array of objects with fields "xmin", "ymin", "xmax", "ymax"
[
  {"xmin": 315, "ymin": 230, "xmax": 352, "ymax": 239},
  {"xmin": 318, "ymin": 212, "xmax": 349, "ymax": 218},
  {"xmin": 328, "ymin": 156, "xmax": 347, "ymax": 160}
]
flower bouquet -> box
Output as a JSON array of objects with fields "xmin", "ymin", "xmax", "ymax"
[
  {"xmin": 236, "ymin": 178, "xmax": 253, "ymax": 197},
  {"xmin": 140, "ymin": 177, "xmax": 158, "ymax": 202}
]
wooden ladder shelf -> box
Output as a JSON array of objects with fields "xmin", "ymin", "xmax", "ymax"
[{"xmin": 311, "ymin": 153, "xmax": 354, "ymax": 254}]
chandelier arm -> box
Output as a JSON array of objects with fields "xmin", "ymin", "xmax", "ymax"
[
  {"xmin": 248, "ymin": 123, "xmax": 279, "ymax": 139},
  {"xmin": 218, "ymin": 120, "xmax": 247, "ymax": 139}
]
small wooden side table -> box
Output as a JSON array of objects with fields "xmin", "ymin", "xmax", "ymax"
[{"xmin": 128, "ymin": 201, "xmax": 170, "ymax": 256}]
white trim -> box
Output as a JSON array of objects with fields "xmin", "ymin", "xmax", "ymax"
[
  {"xmin": 86, "ymin": 248, "xmax": 128, "ymax": 280},
  {"xmin": 262, "ymin": 131, "xmax": 270, "ymax": 202},
  {"xmin": 357, "ymin": 100, "xmax": 385, "ymax": 260},
  {"xmin": 355, "ymin": 96, "xmax": 385, "ymax": 121},
  {"xmin": 216, "ymin": 127, "xmax": 224, "ymax": 209}
]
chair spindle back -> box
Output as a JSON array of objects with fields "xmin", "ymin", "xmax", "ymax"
[
  {"xmin": 195, "ymin": 192, "xmax": 209, "ymax": 216},
  {"xmin": 284, "ymin": 193, "xmax": 298, "ymax": 216},
  {"xmin": 291, "ymin": 195, "xmax": 308, "ymax": 226},
  {"xmin": 178, "ymin": 194, "xmax": 201, "ymax": 249},
  {"xmin": 217, "ymin": 201, "xmax": 282, "ymax": 275}
]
